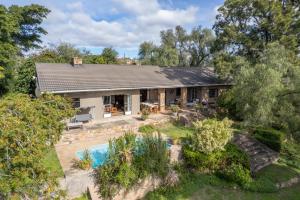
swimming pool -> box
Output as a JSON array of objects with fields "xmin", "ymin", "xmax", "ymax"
[
  {"xmin": 76, "ymin": 141, "xmax": 172, "ymax": 169},
  {"xmin": 76, "ymin": 143, "xmax": 109, "ymax": 168}
]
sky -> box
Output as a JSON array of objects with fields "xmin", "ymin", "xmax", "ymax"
[{"xmin": 2, "ymin": 0, "xmax": 224, "ymax": 58}]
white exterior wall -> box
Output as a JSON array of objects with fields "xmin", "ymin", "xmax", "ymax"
[{"xmin": 65, "ymin": 89, "xmax": 140, "ymax": 120}]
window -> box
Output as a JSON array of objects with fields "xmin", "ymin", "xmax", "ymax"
[
  {"xmin": 209, "ymin": 89, "xmax": 218, "ymax": 98},
  {"xmin": 103, "ymin": 96, "xmax": 111, "ymax": 105},
  {"xmin": 188, "ymin": 87, "xmax": 197, "ymax": 102},
  {"xmin": 176, "ymin": 88, "xmax": 181, "ymax": 96},
  {"xmin": 72, "ymin": 98, "xmax": 80, "ymax": 108},
  {"xmin": 124, "ymin": 95, "xmax": 132, "ymax": 113}
]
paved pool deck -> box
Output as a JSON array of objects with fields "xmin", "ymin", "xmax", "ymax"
[{"xmin": 55, "ymin": 113, "xmax": 171, "ymax": 175}]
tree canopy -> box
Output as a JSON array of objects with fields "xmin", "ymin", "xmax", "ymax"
[
  {"xmin": 0, "ymin": 93, "xmax": 75, "ymax": 198},
  {"xmin": 214, "ymin": 0, "xmax": 300, "ymax": 59},
  {"xmin": 138, "ymin": 25, "xmax": 215, "ymax": 67},
  {"xmin": 0, "ymin": 4, "xmax": 49, "ymax": 95},
  {"xmin": 222, "ymin": 43, "xmax": 300, "ymax": 134}
]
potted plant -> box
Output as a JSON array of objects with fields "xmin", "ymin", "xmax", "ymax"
[
  {"xmin": 141, "ymin": 108, "xmax": 150, "ymax": 121},
  {"xmin": 170, "ymin": 104, "xmax": 180, "ymax": 118}
]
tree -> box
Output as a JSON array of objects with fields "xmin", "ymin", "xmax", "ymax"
[
  {"xmin": 213, "ymin": 0, "xmax": 300, "ymax": 60},
  {"xmin": 32, "ymin": 43, "xmax": 84, "ymax": 63},
  {"xmin": 14, "ymin": 59, "xmax": 36, "ymax": 95},
  {"xmin": 55, "ymin": 43, "xmax": 82, "ymax": 62},
  {"xmin": 0, "ymin": 93, "xmax": 75, "ymax": 198},
  {"xmin": 226, "ymin": 43, "xmax": 300, "ymax": 133},
  {"xmin": 191, "ymin": 118, "xmax": 233, "ymax": 153},
  {"xmin": 160, "ymin": 29, "xmax": 176, "ymax": 48},
  {"xmin": 101, "ymin": 47, "xmax": 118, "ymax": 64},
  {"xmin": 138, "ymin": 25, "xmax": 215, "ymax": 67},
  {"xmin": 175, "ymin": 25, "xmax": 188, "ymax": 66},
  {"xmin": 0, "ymin": 4, "xmax": 49, "ymax": 95},
  {"xmin": 138, "ymin": 42, "xmax": 158, "ymax": 65},
  {"xmin": 188, "ymin": 27, "xmax": 215, "ymax": 67},
  {"xmin": 157, "ymin": 46, "xmax": 179, "ymax": 67}
]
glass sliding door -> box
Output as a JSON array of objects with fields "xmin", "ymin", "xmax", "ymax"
[
  {"xmin": 124, "ymin": 95, "xmax": 132, "ymax": 115},
  {"xmin": 103, "ymin": 96, "xmax": 112, "ymax": 118}
]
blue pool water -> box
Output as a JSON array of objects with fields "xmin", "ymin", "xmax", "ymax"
[
  {"xmin": 76, "ymin": 141, "xmax": 172, "ymax": 169},
  {"xmin": 76, "ymin": 143, "xmax": 109, "ymax": 168}
]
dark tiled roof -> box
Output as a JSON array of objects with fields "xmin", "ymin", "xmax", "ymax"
[{"xmin": 36, "ymin": 63, "xmax": 229, "ymax": 93}]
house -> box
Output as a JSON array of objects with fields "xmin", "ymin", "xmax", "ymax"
[{"xmin": 35, "ymin": 57, "xmax": 230, "ymax": 121}]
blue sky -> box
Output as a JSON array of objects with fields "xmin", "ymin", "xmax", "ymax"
[{"xmin": 2, "ymin": 0, "xmax": 224, "ymax": 58}]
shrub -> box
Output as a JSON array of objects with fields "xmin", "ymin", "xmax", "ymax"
[
  {"xmin": 223, "ymin": 143, "xmax": 250, "ymax": 169},
  {"xmin": 194, "ymin": 103, "xmax": 203, "ymax": 112},
  {"xmin": 138, "ymin": 124, "xmax": 156, "ymax": 134},
  {"xmin": 170, "ymin": 105, "xmax": 180, "ymax": 113},
  {"xmin": 73, "ymin": 150, "xmax": 92, "ymax": 170},
  {"xmin": 141, "ymin": 108, "xmax": 150, "ymax": 121},
  {"xmin": 218, "ymin": 163, "xmax": 252, "ymax": 187},
  {"xmin": 183, "ymin": 143, "xmax": 249, "ymax": 173},
  {"xmin": 253, "ymin": 128, "xmax": 285, "ymax": 152},
  {"xmin": 134, "ymin": 132, "xmax": 169, "ymax": 178},
  {"xmin": 94, "ymin": 132, "xmax": 169, "ymax": 199},
  {"xmin": 191, "ymin": 118, "xmax": 233, "ymax": 153},
  {"xmin": 182, "ymin": 146, "xmax": 223, "ymax": 172}
]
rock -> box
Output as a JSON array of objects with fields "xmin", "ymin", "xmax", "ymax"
[
  {"xmin": 164, "ymin": 170, "xmax": 180, "ymax": 187},
  {"xmin": 169, "ymin": 145, "xmax": 182, "ymax": 163},
  {"xmin": 179, "ymin": 114, "xmax": 191, "ymax": 127}
]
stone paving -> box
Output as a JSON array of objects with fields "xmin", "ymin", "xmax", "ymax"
[
  {"xmin": 55, "ymin": 113, "xmax": 170, "ymax": 174},
  {"xmin": 55, "ymin": 113, "xmax": 171, "ymax": 198}
]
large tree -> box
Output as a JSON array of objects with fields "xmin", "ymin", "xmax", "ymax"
[
  {"xmin": 188, "ymin": 26, "xmax": 215, "ymax": 67},
  {"xmin": 14, "ymin": 59, "xmax": 36, "ymax": 95},
  {"xmin": 32, "ymin": 43, "xmax": 83, "ymax": 63},
  {"xmin": 0, "ymin": 93, "xmax": 75, "ymax": 198},
  {"xmin": 138, "ymin": 25, "xmax": 215, "ymax": 67},
  {"xmin": 0, "ymin": 4, "xmax": 49, "ymax": 95},
  {"xmin": 224, "ymin": 43, "xmax": 300, "ymax": 134},
  {"xmin": 101, "ymin": 47, "xmax": 118, "ymax": 64},
  {"xmin": 213, "ymin": 0, "xmax": 300, "ymax": 60},
  {"xmin": 138, "ymin": 41, "xmax": 158, "ymax": 65}
]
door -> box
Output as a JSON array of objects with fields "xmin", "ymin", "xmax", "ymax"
[{"xmin": 124, "ymin": 95, "xmax": 132, "ymax": 115}]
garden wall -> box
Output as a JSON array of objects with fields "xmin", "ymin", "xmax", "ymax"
[{"xmin": 88, "ymin": 175, "xmax": 162, "ymax": 200}]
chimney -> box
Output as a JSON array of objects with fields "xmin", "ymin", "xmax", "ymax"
[{"xmin": 72, "ymin": 57, "xmax": 82, "ymax": 66}]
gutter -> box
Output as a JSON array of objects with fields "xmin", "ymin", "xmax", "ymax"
[{"xmin": 40, "ymin": 83, "xmax": 232, "ymax": 94}]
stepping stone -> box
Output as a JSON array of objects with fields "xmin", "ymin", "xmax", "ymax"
[{"xmin": 232, "ymin": 134, "xmax": 279, "ymax": 173}]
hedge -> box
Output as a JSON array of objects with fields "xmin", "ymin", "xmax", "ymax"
[{"xmin": 253, "ymin": 128, "xmax": 285, "ymax": 152}]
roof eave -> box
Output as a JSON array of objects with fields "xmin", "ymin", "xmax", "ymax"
[{"xmin": 40, "ymin": 83, "xmax": 232, "ymax": 94}]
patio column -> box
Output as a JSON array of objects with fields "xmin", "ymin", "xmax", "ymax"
[
  {"xmin": 201, "ymin": 87, "xmax": 209, "ymax": 101},
  {"xmin": 180, "ymin": 87, "xmax": 187, "ymax": 108},
  {"xmin": 158, "ymin": 88, "xmax": 165, "ymax": 112}
]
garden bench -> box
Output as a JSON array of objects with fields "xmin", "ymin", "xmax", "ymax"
[{"xmin": 75, "ymin": 114, "xmax": 92, "ymax": 122}]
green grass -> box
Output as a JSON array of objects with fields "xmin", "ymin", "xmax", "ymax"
[
  {"xmin": 279, "ymin": 140, "xmax": 300, "ymax": 171},
  {"xmin": 145, "ymin": 164, "xmax": 300, "ymax": 200},
  {"xmin": 157, "ymin": 123, "xmax": 193, "ymax": 139},
  {"xmin": 255, "ymin": 164, "xmax": 299, "ymax": 183},
  {"xmin": 72, "ymin": 192, "xmax": 91, "ymax": 200},
  {"xmin": 42, "ymin": 147, "xmax": 64, "ymax": 177}
]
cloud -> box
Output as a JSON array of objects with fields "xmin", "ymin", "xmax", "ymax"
[{"xmin": 42, "ymin": 0, "xmax": 199, "ymax": 51}]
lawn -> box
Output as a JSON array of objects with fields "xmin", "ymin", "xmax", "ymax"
[
  {"xmin": 255, "ymin": 164, "xmax": 299, "ymax": 183},
  {"xmin": 72, "ymin": 192, "xmax": 91, "ymax": 200},
  {"xmin": 279, "ymin": 140, "xmax": 300, "ymax": 172},
  {"xmin": 42, "ymin": 147, "xmax": 64, "ymax": 177},
  {"xmin": 145, "ymin": 169, "xmax": 300, "ymax": 200},
  {"xmin": 157, "ymin": 122, "xmax": 193, "ymax": 139}
]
